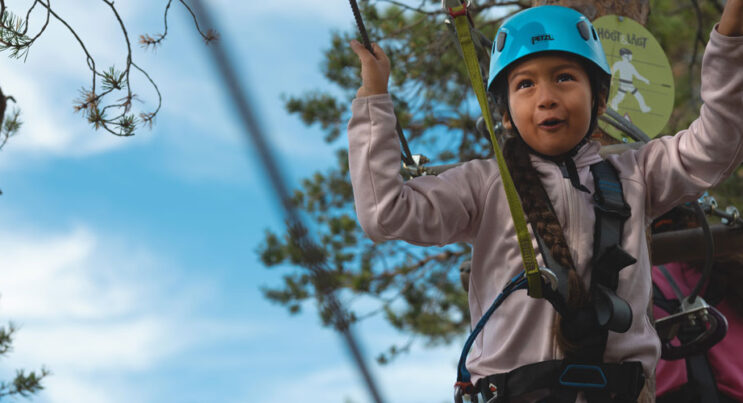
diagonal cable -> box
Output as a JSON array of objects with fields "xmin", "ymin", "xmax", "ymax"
[{"xmin": 187, "ymin": 2, "xmax": 385, "ymax": 402}]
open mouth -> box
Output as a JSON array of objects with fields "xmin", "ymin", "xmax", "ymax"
[{"xmin": 538, "ymin": 118, "xmax": 565, "ymax": 129}]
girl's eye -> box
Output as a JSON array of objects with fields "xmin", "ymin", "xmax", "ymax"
[
  {"xmin": 516, "ymin": 79, "xmax": 533, "ymax": 90},
  {"xmin": 557, "ymin": 73, "xmax": 575, "ymax": 82}
]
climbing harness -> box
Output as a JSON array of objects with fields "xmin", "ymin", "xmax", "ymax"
[{"xmin": 453, "ymin": 159, "xmax": 642, "ymax": 403}]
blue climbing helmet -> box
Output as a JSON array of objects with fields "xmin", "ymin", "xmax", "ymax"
[{"xmin": 487, "ymin": 5, "xmax": 610, "ymax": 99}]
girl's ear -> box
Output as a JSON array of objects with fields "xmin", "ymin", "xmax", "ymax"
[
  {"xmin": 596, "ymin": 95, "xmax": 608, "ymax": 116},
  {"xmin": 502, "ymin": 111, "xmax": 513, "ymax": 130}
]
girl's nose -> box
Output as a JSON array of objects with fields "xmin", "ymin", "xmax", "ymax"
[{"xmin": 537, "ymin": 86, "xmax": 558, "ymax": 109}]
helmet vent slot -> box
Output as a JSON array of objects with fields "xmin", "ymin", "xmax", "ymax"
[
  {"xmin": 496, "ymin": 31, "xmax": 507, "ymax": 52},
  {"xmin": 577, "ymin": 21, "xmax": 591, "ymax": 41}
]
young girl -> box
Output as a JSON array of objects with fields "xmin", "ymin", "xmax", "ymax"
[{"xmin": 348, "ymin": 3, "xmax": 743, "ymax": 402}]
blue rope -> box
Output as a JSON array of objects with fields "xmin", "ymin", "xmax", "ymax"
[{"xmin": 457, "ymin": 272, "xmax": 529, "ymax": 382}]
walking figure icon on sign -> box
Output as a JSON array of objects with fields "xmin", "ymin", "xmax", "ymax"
[{"xmin": 610, "ymin": 48, "xmax": 652, "ymax": 113}]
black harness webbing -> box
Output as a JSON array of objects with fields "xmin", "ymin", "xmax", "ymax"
[
  {"xmin": 590, "ymin": 161, "xmax": 636, "ymax": 334},
  {"xmin": 473, "ymin": 160, "xmax": 644, "ymax": 403},
  {"xmin": 479, "ymin": 360, "xmax": 645, "ymax": 403}
]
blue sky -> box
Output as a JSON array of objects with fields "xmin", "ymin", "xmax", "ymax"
[{"xmin": 0, "ymin": 1, "xmax": 459, "ymax": 402}]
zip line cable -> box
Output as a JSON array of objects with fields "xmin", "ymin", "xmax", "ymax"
[{"xmin": 187, "ymin": 2, "xmax": 386, "ymax": 402}]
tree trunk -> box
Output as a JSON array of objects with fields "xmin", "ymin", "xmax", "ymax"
[{"xmin": 531, "ymin": 0, "xmax": 649, "ymax": 23}]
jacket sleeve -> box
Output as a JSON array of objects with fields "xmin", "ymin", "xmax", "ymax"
[
  {"xmin": 636, "ymin": 26, "xmax": 743, "ymax": 219},
  {"xmin": 347, "ymin": 94, "xmax": 495, "ymax": 246}
]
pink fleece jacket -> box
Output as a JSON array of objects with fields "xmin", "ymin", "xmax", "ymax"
[
  {"xmin": 347, "ymin": 27, "xmax": 743, "ymax": 385},
  {"xmin": 653, "ymin": 262, "xmax": 743, "ymax": 401}
]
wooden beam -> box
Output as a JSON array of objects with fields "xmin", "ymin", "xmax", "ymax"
[{"xmin": 651, "ymin": 224, "xmax": 743, "ymax": 265}]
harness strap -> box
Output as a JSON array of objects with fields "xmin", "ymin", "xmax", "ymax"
[
  {"xmin": 590, "ymin": 161, "xmax": 635, "ymax": 333},
  {"xmin": 652, "ymin": 281, "xmax": 680, "ymax": 314},
  {"xmin": 536, "ymin": 161, "xmax": 634, "ymax": 356},
  {"xmin": 478, "ymin": 360, "xmax": 645, "ymax": 403}
]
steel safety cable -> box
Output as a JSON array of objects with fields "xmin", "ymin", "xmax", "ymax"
[{"xmin": 188, "ymin": 2, "xmax": 386, "ymax": 402}]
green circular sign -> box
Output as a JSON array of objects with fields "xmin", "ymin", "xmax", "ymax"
[{"xmin": 594, "ymin": 16, "xmax": 675, "ymax": 142}]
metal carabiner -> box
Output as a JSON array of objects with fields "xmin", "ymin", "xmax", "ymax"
[
  {"xmin": 656, "ymin": 295, "xmax": 729, "ymax": 360},
  {"xmin": 538, "ymin": 267, "xmax": 559, "ymax": 291}
]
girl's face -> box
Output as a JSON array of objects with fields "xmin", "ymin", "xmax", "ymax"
[{"xmin": 502, "ymin": 54, "xmax": 604, "ymax": 156}]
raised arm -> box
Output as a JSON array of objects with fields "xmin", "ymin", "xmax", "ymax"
[
  {"xmin": 346, "ymin": 42, "xmax": 495, "ymax": 246},
  {"xmin": 719, "ymin": 0, "xmax": 743, "ymax": 37},
  {"xmin": 637, "ymin": 6, "xmax": 743, "ymax": 218}
]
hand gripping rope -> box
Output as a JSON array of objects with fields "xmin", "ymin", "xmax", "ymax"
[{"xmin": 348, "ymin": 0, "xmax": 416, "ymax": 168}]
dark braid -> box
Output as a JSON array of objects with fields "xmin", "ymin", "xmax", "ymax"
[{"xmin": 503, "ymin": 121, "xmax": 591, "ymax": 355}]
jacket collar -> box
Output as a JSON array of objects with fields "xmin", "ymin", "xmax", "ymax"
[{"xmin": 530, "ymin": 140, "xmax": 603, "ymax": 170}]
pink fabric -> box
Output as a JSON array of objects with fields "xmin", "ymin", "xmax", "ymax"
[
  {"xmin": 347, "ymin": 26, "xmax": 743, "ymax": 389},
  {"xmin": 653, "ymin": 262, "xmax": 743, "ymax": 401}
]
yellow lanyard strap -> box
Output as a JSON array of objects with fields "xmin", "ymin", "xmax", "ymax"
[{"xmin": 446, "ymin": 2, "xmax": 542, "ymax": 298}]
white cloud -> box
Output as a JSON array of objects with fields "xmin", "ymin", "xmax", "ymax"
[
  {"xmin": 15, "ymin": 318, "xmax": 184, "ymax": 372},
  {"xmin": 0, "ymin": 222, "xmax": 254, "ymax": 403},
  {"xmin": 209, "ymin": 0, "xmax": 350, "ymax": 26},
  {"xmin": 43, "ymin": 374, "xmax": 120, "ymax": 403},
  {"xmin": 0, "ymin": 226, "xmax": 150, "ymax": 319},
  {"xmin": 256, "ymin": 344, "xmax": 457, "ymax": 403}
]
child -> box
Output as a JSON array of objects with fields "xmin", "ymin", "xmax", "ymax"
[{"xmin": 348, "ymin": 3, "xmax": 743, "ymax": 402}]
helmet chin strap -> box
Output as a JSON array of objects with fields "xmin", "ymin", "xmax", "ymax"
[{"xmin": 506, "ymin": 98, "xmax": 600, "ymax": 194}]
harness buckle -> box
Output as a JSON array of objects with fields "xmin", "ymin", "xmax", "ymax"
[
  {"xmin": 444, "ymin": 0, "xmax": 469, "ymax": 17},
  {"xmin": 559, "ymin": 364, "xmax": 608, "ymax": 389},
  {"xmin": 454, "ymin": 381, "xmax": 477, "ymax": 403}
]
